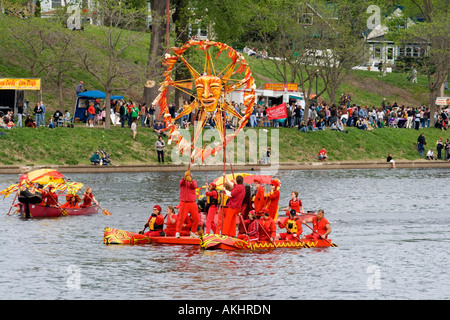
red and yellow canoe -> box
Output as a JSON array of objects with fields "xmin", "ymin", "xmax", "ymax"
[
  {"xmin": 103, "ymin": 227, "xmax": 334, "ymax": 249},
  {"xmin": 19, "ymin": 203, "xmax": 99, "ymax": 218}
]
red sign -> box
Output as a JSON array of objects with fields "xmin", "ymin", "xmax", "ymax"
[{"xmin": 266, "ymin": 103, "xmax": 287, "ymax": 120}]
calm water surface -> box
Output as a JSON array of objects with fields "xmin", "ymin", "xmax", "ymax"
[{"xmin": 0, "ymin": 168, "xmax": 448, "ymax": 300}]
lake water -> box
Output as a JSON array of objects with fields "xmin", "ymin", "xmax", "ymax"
[{"xmin": 0, "ymin": 168, "xmax": 449, "ymax": 301}]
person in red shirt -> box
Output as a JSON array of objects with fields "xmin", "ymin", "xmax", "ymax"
[
  {"xmin": 252, "ymin": 178, "xmax": 266, "ymax": 215},
  {"xmin": 265, "ymin": 179, "xmax": 280, "ymax": 220},
  {"xmin": 163, "ymin": 206, "xmax": 177, "ymax": 236},
  {"xmin": 258, "ymin": 208, "xmax": 276, "ymax": 242},
  {"xmin": 318, "ymin": 148, "xmax": 328, "ymax": 161},
  {"xmin": 205, "ymin": 182, "xmax": 218, "ymax": 234},
  {"xmin": 302, "ymin": 209, "xmax": 331, "ymax": 241},
  {"xmin": 237, "ymin": 210, "xmax": 260, "ymax": 241},
  {"xmin": 222, "ymin": 175, "xmax": 245, "ymax": 237},
  {"xmin": 143, "ymin": 205, "xmax": 165, "ymax": 237},
  {"xmin": 43, "ymin": 185, "xmax": 58, "ymax": 207},
  {"xmin": 175, "ymin": 171, "xmax": 199, "ymax": 238},
  {"xmin": 80, "ymin": 187, "xmax": 98, "ymax": 208},
  {"xmin": 282, "ymin": 191, "xmax": 303, "ymax": 213},
  {"xmin": 277, "ymin": 209, "xmax": 302, "ymax": 241}
]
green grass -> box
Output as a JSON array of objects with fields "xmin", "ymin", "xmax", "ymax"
[{"xmin": 1, "ymin": 124, "xmax": 446, "ymax": 166}]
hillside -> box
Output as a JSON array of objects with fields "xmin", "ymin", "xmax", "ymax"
[{"xmin": 0, "ymin": 15, "xmax": 431, "ymax": 116}]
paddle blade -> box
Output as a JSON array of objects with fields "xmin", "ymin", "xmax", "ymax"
[{"xmin": 102, "ymin": 209, "xmax": 111, "ymax": 216}]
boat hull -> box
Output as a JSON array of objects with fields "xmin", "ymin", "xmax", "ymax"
[
  {"xmin": 103, "ymin": 227, "xmax": 201, "ymax": 245},
  {"xmin": 103, "ymin": 228, "xmax": 333, "ymax": 250},
  {"xmin": 19, "ymin": 203, "xmax": 99, "ymax": 218}
]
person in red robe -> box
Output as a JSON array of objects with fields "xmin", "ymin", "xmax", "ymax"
[
  {"xmin": 265, "ymin": 179, "xmax": 280, "ymax": 220},
  {"xmin": 163, "ymin": 206, "xmax": 177, "ymax": 236},
  {"xmin": 258, "ymin": 208, "xmax": 276, "ymax": 242},
  {"xmin": 252, "ymin": 178, "xmax": 266, "ymax": 215},
  {"xmin": 222, "ymin": 175, "xmax": 245, "ymax": 237},
  {"xmin": 237, "ymin": 210, "xmax": 260, "ymax": 241},
  {"xmin": 175, "ymin": 171, "xmax": 199, "ymax": 238},
  {"xmin": 61, "ymin": 194, "xmax": 80, "ymax": 208},
  {"xmin": 43, "ymin": 186, "xmax": 58, "ymax": 207},
  {"xmin": 205, "ymin": 182, "xmax": 218, "ymax": 234}
]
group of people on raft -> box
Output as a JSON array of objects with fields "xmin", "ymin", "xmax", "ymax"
[
  {"xmin": 140, "ymin": 171, "xmax": 332, "ymax": 243},
  {"xmin": 25, "ymin": 183, "xmax": 99, "ymax": 209}
]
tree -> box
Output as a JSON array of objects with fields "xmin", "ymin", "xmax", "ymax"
[
  {"xmin": 391, "ymin": 0, "xmax": 449, "ymax": 125},
  {"xmin": 76, "ymin": 0, "xmax": 147, "ymax": 129},
  {"xmin": 143, "ymin": 0, "xmax": 168, "ymax": 119}
]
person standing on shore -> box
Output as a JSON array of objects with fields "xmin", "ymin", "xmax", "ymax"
[
  {"xmin": 436, "ymin": 138, "xmax": 444, "ymax": 160},
  {"xmin": 155, "ymin": 135, "xmax": 165, "ymax": 163},
  {"xmin": 417, "ymin": 133, "xmax": 426, "ymax": 157}
]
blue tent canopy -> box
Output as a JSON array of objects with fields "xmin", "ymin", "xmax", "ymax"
[{"xmin": 73, "ymin": 90, "xmax": 124, "ymax": 122}]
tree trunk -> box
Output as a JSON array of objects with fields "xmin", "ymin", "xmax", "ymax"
[{"xmin": 143, "ymin": 0, "xmax": 167, "ymax": 120}]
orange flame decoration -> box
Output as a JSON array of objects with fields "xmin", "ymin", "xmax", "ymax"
[{"xmin": 152, "ymin": 39, "xmax": 255, "ymax": 163}]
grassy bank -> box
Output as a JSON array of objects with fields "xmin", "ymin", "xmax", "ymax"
[{"xmin": 0, "ymin": 124, "xmax": 448, "ymax": 166}]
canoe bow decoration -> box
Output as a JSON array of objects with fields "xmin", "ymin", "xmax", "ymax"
[{"xmin": 152, "ymin": 39, "xmax": 255, "ymax": 163}]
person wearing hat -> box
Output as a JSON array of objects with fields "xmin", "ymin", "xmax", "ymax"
[
  {"xmin": 204, "ymin": 182, "xmax": 218, "ymax": 234},
  {"xmin": 237, "ymin": 210, "xmax": 260, "ymax": 241},
  {"xmin": 61, "ymin": 193, "xmax": 80, "ymax": 209},
  {"xmin": 176, "ymin": 171, "xmax": 200, "ymax": 238},
  {"xmin": 302, "ymin": 209, "xmax": 331, "ymax": 241},
  {"xmin": 264, "ymin": 179, "xmax": 280, "ymax": 221},
  {"xmin": 42, "ymin": 185, "xmax": 59, "ymax": 207},
  {"xmin": 76, "ymin": 81, "xmax": 84, "ymax": 95},
  {"xmin": 277, "ymin": 209, "xmax": 303, "ymax": 241},
  {"xmin": 142, "ymin": 205, "xmax": 165, "ymax": 237},
  {"xmin": 252, "ymin": 178, "xmax": 266, "ymax": 215},
  {"xmin": 258, "ymin": 208, "xmax": 276, "ymax": 242}
]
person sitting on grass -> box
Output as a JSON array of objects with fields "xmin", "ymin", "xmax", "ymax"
[
  {"xmin": 90, "ymin": 152, "xmax": 101, "ymax": 165},
  {"xmin": 318, "ymin": 148, "xmax": 328, "ymax": 161},
  {"xmin": 426, "ymin": 149, "xmax": 436, "ymax": 160}
]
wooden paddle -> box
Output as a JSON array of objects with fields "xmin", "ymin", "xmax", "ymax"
[
  {"xmin": 302, "ymin": 222, "xmax": 338, "ymax": 247},
  {"xmin": 277, "ymin": 220, "xmax": 310, "ymax": 248},
  {"xmin": 96, "ymin": 203, "xmax": 111, "ymax": 216},
  {"xmin": 238, "ymin": 214, "xmax": 253, "ymax": 250}
]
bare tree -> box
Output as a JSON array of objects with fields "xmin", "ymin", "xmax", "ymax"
[{"xmin": 75, "ymin": 0, "xmax": 147, "ymax": 129}]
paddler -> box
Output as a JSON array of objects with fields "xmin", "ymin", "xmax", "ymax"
[
  {"xmin": 277, "ymin": 209, "xmax": 302, "ymax": 241},
  {"xmin": 175, "ymin": 171, "xmax": 200, "ymax": 238},
  {"xmin": 302, "ymin": 209, "xmax": 331, "ymax": 241},
  {"xmin": 264, "ymin": 179, "xmax": 280, "ymax": 220},
  {"xmin": 222, "ymin": 174, "xmax": 245, "ymax": 237},
  {"xmin": 43, "ymin": 185, "xmax": 58, "ymax": 207},
  {"xmin": 80, "ymin": 187, "xmax": 99, "ymax": 208},
  {"xmin": 142, "ymin": 205, "xmax": 165, "ymax": 237},
  {"xmin": 252, "ymin": 178, "xmax": 265, "ymax": 215},
  {"xmin": 237, "ymin": 210, "xmax": 260, "ymax": 241},
  {"xmin": 258, "ymin": 208, "xmax": 276, "ymax": 242},
  {"xmin": 204, "ymin": 182, "xmax": 218, "ymax": 234}
]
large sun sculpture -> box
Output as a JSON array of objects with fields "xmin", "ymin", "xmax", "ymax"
[{"xmin": 152, "ymin": 39, "xmax": 255, "ymax": 163}]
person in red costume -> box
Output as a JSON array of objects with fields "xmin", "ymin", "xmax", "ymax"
[
  {"xmin": 277, "ymin": 209, "xmax": 303, "ymax": 241},
  {"xmin": 43, "ymin": 185, "xmax": 58, "ymax": 207},
  {"xmin": 237, "ymin": 210, "xmax": 260, "ymax": 241},
  {"xmin": 80, "ymin": 187, "xmax": 99, "ymax": 208},
  {"xmin": 258, "ymin": 208, "xmax": 276, "ymax": 242},
  {"xmin": 175, "ymin": 171, "xmax": 199, "ymax": 238},
  {"xmin": 302, "ymin": 209, "xmax": 331, "ymax": 241},
  {"xmin": 252, "ymin": 178, "xmax": 266, "ymax": 215},
  {"xmin": 222, "ymin": 174, "xmax": 245, "ymax": 237},
  {"xmin": 265, "ymin": 179, "xmax": 280, "ymax": 220},
  {"xmin": 163, "ymin": 206, "xmax": 177, "ymax": 236},
  {"xmin": 205, "ymin": 182, "xmax": 218, "ymax": 234},
  {"xmin": 143, "ymin": 205, "xmax": 165, "ymax": 237},
  {"xmin": 61, "ymin": 193, "xmax": 80, "ymax": 208}
]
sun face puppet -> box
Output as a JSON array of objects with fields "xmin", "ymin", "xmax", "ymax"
[{"xmin": 152, "ymin": 39, "xmax": 255, "ymax": 163}]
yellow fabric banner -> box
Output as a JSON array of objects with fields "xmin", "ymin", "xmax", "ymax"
[{"xmin": 0, "ymin": 78, "xmax": 41, "ymax": 90}]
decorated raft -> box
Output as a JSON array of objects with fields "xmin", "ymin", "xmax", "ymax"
[
  {"xmin": 18, "ymin": 203, "xmax": 99, "ymax": 218},
  {"xmin": 103, "ymin": 227, "xmax": 333, "ymax": 250}
]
